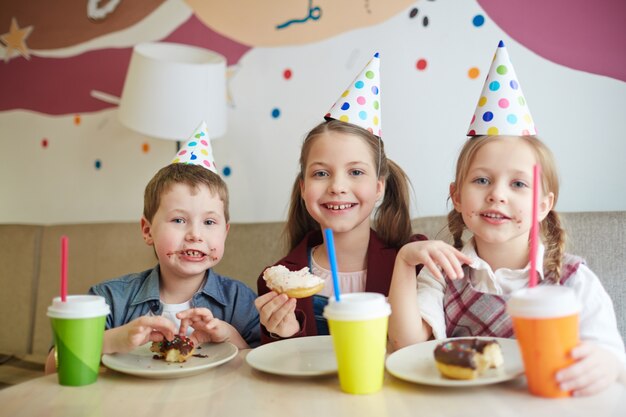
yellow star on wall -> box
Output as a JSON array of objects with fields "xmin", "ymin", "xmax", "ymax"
[{"xmin": 0, "ymin": 17, "xmax": 34, "ymax": 62}]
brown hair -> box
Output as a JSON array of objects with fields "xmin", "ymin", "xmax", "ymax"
[
  {"xmin": 143, "ymin": 163, "xmax": 230, "ymax": 223},
  {"xmin": 285, "ymin": 119, "xmax": 413, "ymax": 251},
  {"xmin": 447, "ymin": 135, "xmax": 566, "ymax": 282}
]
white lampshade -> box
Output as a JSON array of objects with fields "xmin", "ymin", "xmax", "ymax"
[{"xmin": 118, "ymin": 42, "xmax": 227, "ymax": 140}]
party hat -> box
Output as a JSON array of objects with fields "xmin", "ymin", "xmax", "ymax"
[
  {"xmin": 325, "ymin": 52, "xmax": 382, "ymax": 137},
  {"xmin": 171, "ymin": 121, "xmax": 217, "ymax": 173},
  {"xmin": 467, "ymin": 41, "xmax": 536, "ymax": 136}
]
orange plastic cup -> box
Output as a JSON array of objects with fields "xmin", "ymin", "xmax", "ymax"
[{"xmin": 507, "ymin": 286, "xmax": 580, "ymax": 398}]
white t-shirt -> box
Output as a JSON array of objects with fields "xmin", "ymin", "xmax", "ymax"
[
  {"xmin": 416, "ymin": 239, "xmax": 626, "ymax": 364},
  {"xmin": 150, "ymin": 300, "xmax": 193, "ymax": 336}
]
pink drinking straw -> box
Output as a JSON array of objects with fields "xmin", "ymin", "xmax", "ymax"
[
  {"xmin": 60, "ymin": 235, "xmax": 68, "ymax": 302},
  {"xmin": 529, "ymin": 164, "xmax": 542, "ymax": 288}
]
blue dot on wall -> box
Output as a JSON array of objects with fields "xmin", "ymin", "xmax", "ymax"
[
  {"xmin": 94, "ymin": 159, "xmax": 102, "ymax": 170},
  {"xmin": 271, "ymin": 108, "xmax": 281, "ymax": 118},
  {"xmin": 472, "ymin": 14, "xmax": 485, "ymax": 27},
  {"xmin": 222, "ymin": 166, "xmax": 232, "ymax": 177}
]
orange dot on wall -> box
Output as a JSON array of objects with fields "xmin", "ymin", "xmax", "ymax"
[
  {"xmin": 416, "ymin": 59, "xmax": 428, "ymax": 71},
  {"xmin": 74, "ymin": 115, "xmax": 81, "ymax": 125},
  {"xmin": 142, "ymin": 143, "xmax": 150, "ymax": 153},
  {"xmin": 468, "ymin": 67, "xmax": 480, "ymax": 79}
]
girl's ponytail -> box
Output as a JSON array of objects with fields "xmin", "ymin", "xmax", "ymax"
[
  {"xmin": 447, "ymin": 209, "xmax": 466, "ymax": 250},
  {"xmin": 285, "ymin": 175, "xmax": 319, "ymax": 252},
  {"xmin": 374, "ymin": 159, "xmax": 412, "ymax": 248},
  {"xmin": 542, "ymin": 210, "xmax": 566, "ymax": 283}
]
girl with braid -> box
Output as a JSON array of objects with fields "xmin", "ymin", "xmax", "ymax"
[
  {"xmin": 388, "ymin": 42, "xmax": 624, "ymax": 396},
  {"xmin": 255, "ymin": 55, "xmax": 465, "ymax": 343}
]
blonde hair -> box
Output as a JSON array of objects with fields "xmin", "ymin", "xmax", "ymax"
[
  {"xmin": 285, "ymin": 119, "xmax": 413, "ymax": 251},
  {"xmin": 447, "ymin": 135, "xmax": 566, "ymax": 282},
  {"xmin": 144, "ymin": 163, "xmax": 230, "ymax": 223}
]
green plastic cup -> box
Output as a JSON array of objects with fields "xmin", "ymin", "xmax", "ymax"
[{"xmin": 47, "ymin": 295, "xmax": 110, "ymax": 386}]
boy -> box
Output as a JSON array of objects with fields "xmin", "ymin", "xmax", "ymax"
[{"xmin": 45, "ymin": 122, "xmax": 259, "ymax": 373}]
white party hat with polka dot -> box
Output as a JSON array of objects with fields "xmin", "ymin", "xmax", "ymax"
[
  {"xmin": 325, "ymin": 52, "xmax": 382, "ymax": 137},
  {"xmin": 467, "ymin": 41, "xmax": 536, "ymax": 137},
  {"xmin": 171, "ymin": 121, "xmax": 217, "ymax": 173}
]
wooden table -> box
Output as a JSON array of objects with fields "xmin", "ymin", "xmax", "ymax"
[{"xmin": 1, "ymin": 350, "xmax": 624, "ymax": 417}]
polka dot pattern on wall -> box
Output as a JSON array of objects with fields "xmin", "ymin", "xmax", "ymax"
[
  {"xmin": 222, "ymin": 166, "xmax": 231, "ymax": 177},
  {"xmin": 325, "ymin": 52, "xmax": 382, "ymax": 137},
  {"xmin": 472, "ymin": 14, "xmax": 485, "ymax": 27},
  {"xmin": 467, "ymin": 41, "xmax": 536, "ymax": 136},
  {"xmin": 416, "ymin": 59, "xmax": 428, "ymax": 71},
  {"xmin": 283, "ymin": 69, "xmax": 292, "ymax": 80},
  {"xmin": 41, "ymin": 138, "xmax": 48, "ymax": 148},
  {"xmin": 142, "ymin": 143, "xmax": 150, "ymax": 153},
  {"xmin": 74, "ymin": 115, "xmax": 81, "ymax": 126},
  {"xmin": 94, "ymin": 159, "xmax": 102, "ymax": 170},
  {"xmin": 468, "ymin": 67, "xmax": 480, "ymax": 79},
  {"xmin": 271, "ymin": 108, "xmax": 281, "ymax": 118}
]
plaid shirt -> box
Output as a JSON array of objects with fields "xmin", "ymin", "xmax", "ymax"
[{"xmin": 444, "ymin": 253, "xmax": 582, "ymax": 338}]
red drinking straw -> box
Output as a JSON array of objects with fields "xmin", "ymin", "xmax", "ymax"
[
  {"xmin": 529, "ymin": 164, "xmax": 541, "ymax": 288},
  {"xmin": 60, "ymin": 235, "xmax": 68, "ymax": 302}
]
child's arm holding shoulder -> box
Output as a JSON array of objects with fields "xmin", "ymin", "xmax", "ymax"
[{"xmin": 388, "ymin": 240, "xmax": 472, "ymax": 351}]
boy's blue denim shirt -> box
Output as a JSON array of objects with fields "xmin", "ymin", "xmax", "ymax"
[{"xmin": 89, "ymin": 265, "xmax": 261, "ymax": 347}]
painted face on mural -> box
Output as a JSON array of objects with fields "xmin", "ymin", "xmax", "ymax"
[
  {"xmin": 451, "ymin": 136, "xmax": 553, "ymax": 258},
  {"xmin": 141, "ymin": 183, "xmax": 229, "ymax": 283},
  {"xmin": 300, "ymin": 131, "xmax": 384, "ymax": 236}
]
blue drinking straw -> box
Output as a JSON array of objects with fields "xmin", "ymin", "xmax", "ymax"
[{"xmin": 324, "ymin": 228, "xmax": 341, "ymax": 302}]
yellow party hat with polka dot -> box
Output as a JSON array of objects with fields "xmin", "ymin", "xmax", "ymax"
[
  {"xmin": 467, "ymin": 41, "xmax": 536, "ymax": 136},
  {"xmin": 171, "ymin": 121, "xmax": 217, "ymax": 173},
  {"xmin": 325, "ymin": 52, "xmax": 382, "ymax": 137}
]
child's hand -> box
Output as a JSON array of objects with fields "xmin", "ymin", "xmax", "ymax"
[
  {"xmin": 556, "ymin": 342, "xmax": 624, "ymax": 396},
  {"xmin": 177, "ymin": 308, "xmax": 248, "ymax": 349},
  {"xmin": 397, "ymin": 240, "xmax": 472, "ymax": 281},
  {"xmin": 254, "ymin": 292, "xmax": 299, "ymax": 338},
  {"xmin": 104, "ymin": 316, "xmax": 177, "ymax": 354}
]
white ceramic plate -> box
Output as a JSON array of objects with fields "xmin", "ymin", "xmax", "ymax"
[
  {"xmin": 102, "ymin": 341, "xmax": 238, "ymax": 379},
  {"xmin": 386, "ymin": 337, "xmax": 524, "ymax": 387},
  {"xmin": 246, "ymin": 335, "xmax": 337, "ymax": 376}
]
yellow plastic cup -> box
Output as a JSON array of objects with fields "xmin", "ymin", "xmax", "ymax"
[
  {"xmin": 324, "ymin": 293, "xmax": 391, "ymax": 394},
  {"xmin": 506, "ymin": 286, "xmax": 580, "ymax": 398}
]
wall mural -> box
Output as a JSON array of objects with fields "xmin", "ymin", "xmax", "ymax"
[{"xmin": 0, "ymin": 0, "xmax": 624, "ymax": 224}]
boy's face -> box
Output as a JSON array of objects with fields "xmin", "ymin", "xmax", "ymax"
[{"xmin": 141, "ymin": 183, "xmax": 229, "ymax": 283}]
